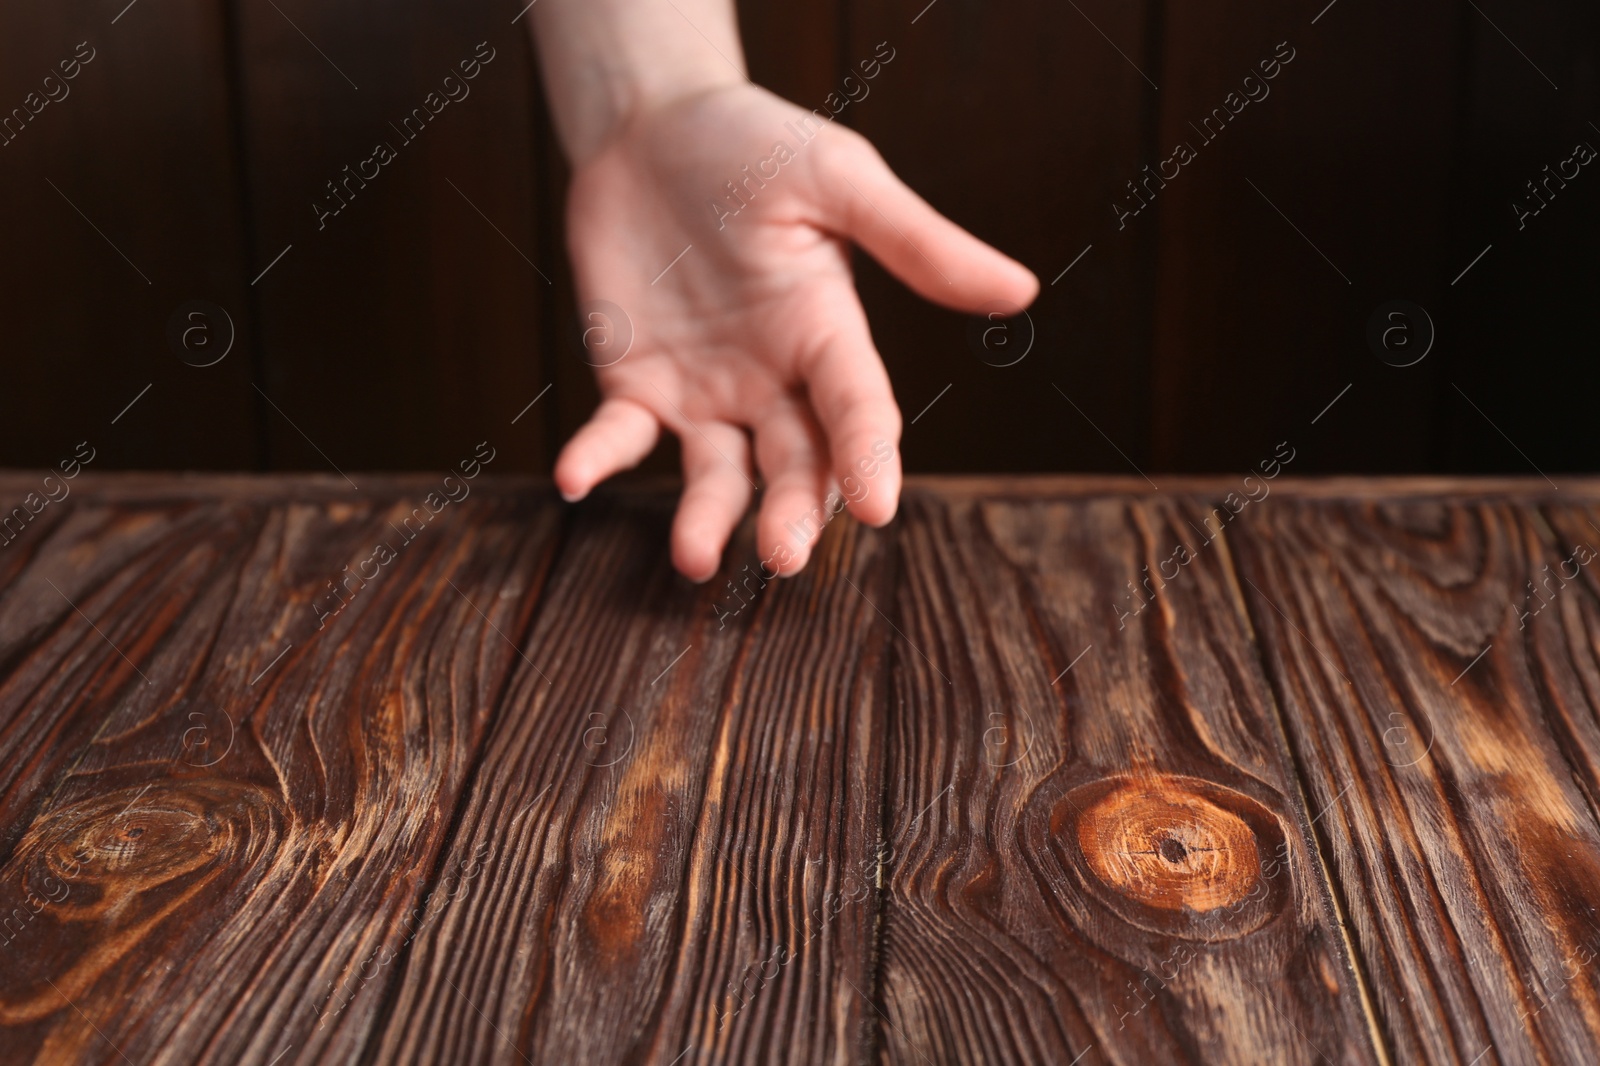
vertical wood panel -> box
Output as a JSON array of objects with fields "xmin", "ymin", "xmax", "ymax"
[
  {"xmin": 4, "ymin": 3, "xmax": 1599, "ymax": 479},
  {"xmin": 736, "ymin": 0, "xmax": 845, "ymax": 110},
  {"xmin": 847, "ymin": 0, "xmax": 1161, "ymax": 475},
  {"xmin": 1148, "ymin": 0, "xmax": 1464, "ymax": 474},
  {"xmin": 233, "ymin": 0, "xmax": 550, "ymax": 474},
  {"xmin": 0, "ymin": 0, "xmax": 259, "ymax": 470},
  {"xmin": 1437, "ymin": 0, "xmax": 1600, "ymax": 476}
]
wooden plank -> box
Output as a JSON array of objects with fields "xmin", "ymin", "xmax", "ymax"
[
  {"xmin": 846, "ymin": 0, "xmax": 1159, "ymax": 475},
  {"xmin": 371, "ymin": 496, "xmax": 893, "ymax": 1064},
  {"xmin": 736, "ymin": 0, "xmax": 844, "ymax": 111},
  {"xmin": 1438, "ymin": 0, "xmax": 1600, "ymax": 476},
  {"xmin": 1233, "ymin": 497, "xmax": 1600, "ymax": 1063},
  {"xmin": 0, "ymin": 0, "xmax": 260, "ymax": 469},
  {"xmin": 516, "ymin": 13, "xmax": 592, "ymax": 475},
  {"xmin": 1147, "ymin": 0, "xmax": 1463, "ymax": 472},
  {"xmin": 0, "ymin": 482, "xmax": 562, "ymax": 1062},
  {"xmin": 233, "ymin": 1, "xmax": 550, "ymax": 473},
  {"xmin": 875, "ymin": 490, "xmax": 1381, "ymax": 1063}
]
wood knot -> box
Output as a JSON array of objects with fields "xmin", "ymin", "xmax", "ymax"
[
  {"xmin": 39, "ymin": 785, "xmax": 230, "ymax": 888},
  {"xmin": 1054, "ymin": 773, "xmax": 1291, "ymax": 940},
  {"xmin": 0, "ymin": 779, "xmax": 287, "ymax": 1023}
]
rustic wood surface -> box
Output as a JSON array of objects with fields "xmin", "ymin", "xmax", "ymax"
[
  {"xmin": 1232, "ymin": 497, "xmax": 1600, "ymax": 1065},
  {"xmin": 0, "ymin": 473, "xmax": 1594, "ymax": 1065},
  {"xmin": 875, "ymin": 492, "xmax": 1378, "ymax": 1064}
]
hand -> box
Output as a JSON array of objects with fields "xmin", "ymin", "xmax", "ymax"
[{"xmin": 553, "ymin": 81, "xmax": 1038, "ymax": 581}]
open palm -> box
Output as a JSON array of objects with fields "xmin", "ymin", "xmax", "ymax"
[{"xmin": 554, "ymin": 82, "xmax": 1037, "ymax": 580}]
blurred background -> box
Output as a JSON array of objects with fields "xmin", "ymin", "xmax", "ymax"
[{"xmin": 1, "ymin": 0, "xmax": 1596, "ymax": 479}]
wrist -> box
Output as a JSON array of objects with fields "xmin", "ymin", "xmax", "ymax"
[
  {"xmin": 583, "ymin": 61, "xmax": 746, "ymax": 165},
  {"xmin": 530, "ymin": 2, "xmax": 747, "ymax": 167}
]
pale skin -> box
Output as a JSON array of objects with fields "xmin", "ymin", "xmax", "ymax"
[{"xmin": 529, "ymin": 0, "xmax": 1038, "ymax": 581}]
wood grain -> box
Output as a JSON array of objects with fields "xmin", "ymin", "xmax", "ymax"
[
  {"xmin": 372, "ymin": 495, "xmax": 893, "ymax": 1065},
  {"xmin": 0, "ymin": 483, "xmax": 561, "ymax": 1062},
  {"xmin": 872, "ymin": 489, "xmax": 1382, "ymax": 1064},
  {"xmin": 1232, "ymin": 497, "xmax": 1600, "ymax": 1063},
  {"xmin": 4, "ymin": 475, "xmax": 1600, "ymax": 1064}
]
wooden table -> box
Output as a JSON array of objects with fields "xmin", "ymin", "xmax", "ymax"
[{"xmin": 1, "ymin": 473, "xmax": 1596, "ymax": 1065}]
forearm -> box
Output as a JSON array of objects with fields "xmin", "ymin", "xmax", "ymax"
[{"xmin": 529, "ymin": 0, "xmax": 747, "ymax": 166}]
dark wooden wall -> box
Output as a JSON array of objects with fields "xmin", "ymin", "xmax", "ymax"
[{"xmin": 1, "ymin": 0, "xmax": 1595, "ymax": 478}]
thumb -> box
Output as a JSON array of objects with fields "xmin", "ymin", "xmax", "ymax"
[{"xmin": 811, "ymin": 129, "xmax": 1038, "ymax": 313}]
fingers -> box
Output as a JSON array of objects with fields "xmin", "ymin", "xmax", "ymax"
[
  {"xmin": 802, "ymin": 301, "xmax": 903, "ymax": 528},
  {"xmin": 814, "ymin": 131, "xmax": 1038, "ymax": 313},
  {"xmin": 672, "ymin": 420, "xmax": 756, "ymax": 582},
  {"xmin": 554, "ymin": 397, "xmax": 661, "ymax": 502},
  {"xmin": 752, "ymin": 400, "xmax": 833, "ymax": 576}
]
